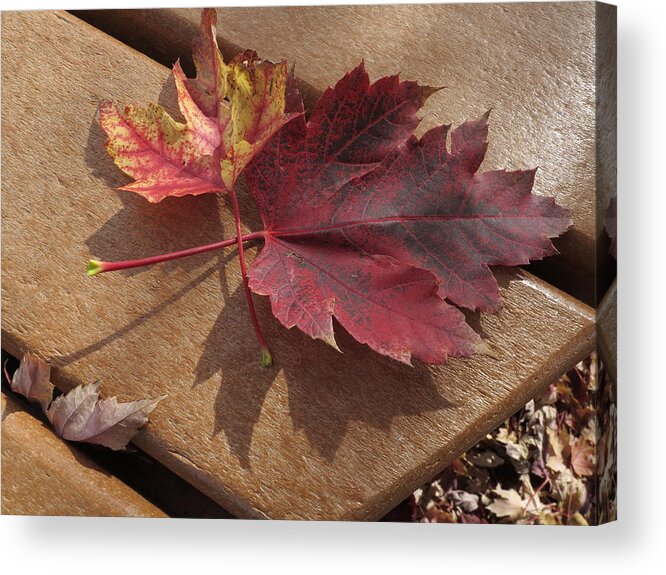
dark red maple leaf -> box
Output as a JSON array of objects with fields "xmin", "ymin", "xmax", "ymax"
[
  {"xmin": 98, "ymin": 9, "xmax": 296, "ymax": 203},
  {"xmin": 244, "ymin": 69, "xmax": 571, "ymax": 364},
  {"xmin": 91, "ymin": 48, "xmax": 571, "ymax": 366},
  {"xmin": 331, "ymin": 116, "xmax": 571, "ymax": 312}
]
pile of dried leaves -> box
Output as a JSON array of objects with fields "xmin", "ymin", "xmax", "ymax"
[{"xmin": 385, "ymin": 353, "xmax": 616, "ymax": 524}]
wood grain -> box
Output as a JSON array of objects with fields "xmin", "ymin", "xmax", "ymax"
[
  {"xmin": 1, "ymin": 393, "xmax": 166, "ymax": 517},
  {"xmin": 75, "ymin": 2, "xmax": 613, "ymax": 306},
  {"xmin": 1, "ymin": 11, "xmax": 594, "ymax": 520}
]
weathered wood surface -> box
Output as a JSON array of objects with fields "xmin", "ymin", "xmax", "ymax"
[
  {"xmin": 1, "ymin": 393, "xmax": 166, "ymax": 517},
  {"xmin": 1, "ymin": 11, "xmax": 594, "ymax": 520},
  {"xmin": 597, "ymin": 280, "xmax": 617, "ymax": 384},
  {"xmin": 75, "ymin": 2, "xmax": 613, "ymax": 306}
]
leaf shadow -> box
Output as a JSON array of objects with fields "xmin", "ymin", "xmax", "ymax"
[
  {"xmin": 458, "ymin": 270, "xmax": 515, "ymax": 341},
  {"xmin": 57, "ymin": 262, "xmax": 220, "ymax": 370},
  {"xmin": 196, "ymin": 286, "xmax": 455, "ymax": 469},
  {"xmin": 84, "ymin": 191, "xmax": 229, "ymax": 278}
]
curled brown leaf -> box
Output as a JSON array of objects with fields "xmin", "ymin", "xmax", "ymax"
[{"xmin": 46, "ymin": 382, "xmax": 165, "ymax": 451}]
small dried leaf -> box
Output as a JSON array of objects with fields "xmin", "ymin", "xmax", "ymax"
[
  {"xmin": 46, "ymin": 382, "xmax": 164, "ymax": 450},
  {"xmin": 423, "ymin": 509, "xmax": 457, "ymax": 523},
  {"xmin": 504, "ymin": 441, "xmax": 530, "ymax": 462},
  {"xmin": 504, "ymin": 440, "xmax": 531, "ymax": 475},
  {"xmin": 546, "ymin": 426, "xmax": 569, "ymax": 474},
  {"xmin": 571, "ymin": 437, "xmax": 596, "ymax": 477},
  {"xmin": 9, "ymin": 353, "xmax": 54, "ymax": 412},
  {"xmin": 494, "ymin": 427, "xmax": 516, "ymax": 445},
  {"xmin": 567, "ymin": 512, "xmax": 589, "ymax": 526},
  {"xmin": 487, "ymin": 487, "xmax": 526, "ymax": 521},
  {"xmin": 537, "ymin": 509, "xmax": 560, "ymax": 525},
  {"xmin": 488, "ymin": 485, "xmax": 542, "ymax": 522},
  {"xmin": 552, "ymin": 468, "xmax": 587, "ymax": 513},
  {"xmin": 447, "ymin": 489, "xmax": 479, "ymax": 513}
]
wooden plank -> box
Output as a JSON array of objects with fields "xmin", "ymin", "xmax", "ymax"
[
  {"xmin": 1, "ymin": 393, "xmax": 166, "ymax": 517},
  {"xmin": 74, "ymin": 2, "xmax": 612, "ymax": 306},
  {"xmin": 597, "ymin": 280, "xmax": 617, "ymax": 384},
  {"xmin": 1, "ymin": 11, "xmax": 595, "ymax": 520}
]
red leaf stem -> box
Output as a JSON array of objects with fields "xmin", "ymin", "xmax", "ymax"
[
  {"xmin": 87, "ymin": 231, "xmax": 264, "ymax": 276},
  {"xmin": 227, "ymin": 188, "xmax": 272, "ymax": 365}
]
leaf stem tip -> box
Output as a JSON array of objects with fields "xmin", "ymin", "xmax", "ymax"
[
  {"xmin": 261, "ymin": 347, "xmax": 273, "ymax": 368},
  {"xmin": 86, "ymin": 260, "xmax": 104, "ymax": 277}
]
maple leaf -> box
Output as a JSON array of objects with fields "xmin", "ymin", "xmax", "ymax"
[
  {"xmin": 244, "ymin": 75, "xmax": 571, "ymax": 363},
  {"xmin": 571, "ymin": 436, "xmax": 595, "ymax": 477},
  {"xmin": 6, "ymin": 353, "xmax": 54, "ymax": 412},
  {"xmin": 487, "ymin": 486, "xmax": 541, "ymax": 522},
  {"xmin": 98, "ymin": 8, "xmax": 295, "ymax": 202},
  {"xmin": 244, "ymin": 65, "xmax": 484, "ymax": 364},
  {"xmin": 46, "ymin": 382, "xmax": 164, "ymax": 451}
]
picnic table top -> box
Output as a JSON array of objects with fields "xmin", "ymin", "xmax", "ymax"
[{"xmin": 2, "ymin": 9, "xmax": 596, "ymax": 520}]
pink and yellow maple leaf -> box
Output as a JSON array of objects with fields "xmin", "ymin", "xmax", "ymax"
[{"xmin": 98, "ymin": 8, "xmax": 296, "ymax": 202}]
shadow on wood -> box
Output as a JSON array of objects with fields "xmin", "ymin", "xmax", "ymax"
[{"xmin": 196, "ymin": 286, "xmax": 454, "ymax": 467}]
